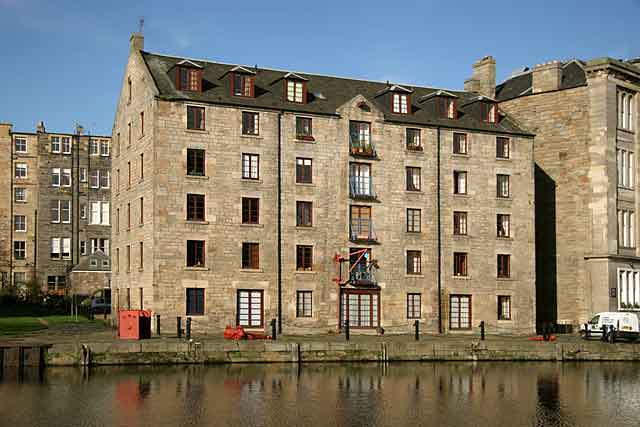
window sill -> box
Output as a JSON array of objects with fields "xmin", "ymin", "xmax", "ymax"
[
  {"xmin": 185, "ymin": 266, "xmax": 209, "ymax": 271},
  {"xmin": 496, "ymin": 197, "xmax": 512, "ymax": 201},
  {"xmin": 453, "ymin": 193, "xmax": 470, "ymax": 198},
  {"xmin": 240, "ymin": 268, "xmax": 263, "ymax": 273},
  {"xmin": 452, "ymin": 275, "xmax": 470, "ymax": 280},
  {"xmin": 241, "ymin": 178, "xmax": 262, "ymax": 183},
  {"xmin": 406, "ymin": 148, "xmax": 424, "ymax": 154},
  {"xmin": 617, "ymin": 127, "xmax": 635, "ymax": 135},
  {"xmin": 497, "ymin": 318, "xmax": 513, "ymax": 322},
  {"xmin": 618, "ymin": 185, "xmax": 634, "ymax": 190},
  {"xmin": 295, "ymin": 270, "xmax": 316, "ymax": 274},
  {"xmin": 295, "ymin": 138, "xmax": 316, "ymax": 143},
  {"xmin": 240, "ymin": 223, "xmax": 263, "ymax": 228},
  {"xmin": 240, "ymin": 134, "xmax": 263, "ymax": 140},
  {"xmin": 452, "ymin": 234, "xmax": 469, "ymax": 238},
  {"xmin": 296, "ymin": 182, "xmax": 314, "ymax": 187},
  {"xmin": 185, "ymin": 129, "xmax": 209, "ymax": 134},
  {"xmin": 406, "ymin": 231, "xmax": 422, "ymax": 235},
  {"xmin": 497, "ymin": 277, "xmax": 513, "ymax": 281},
  {"xmin": 186, "ymin": 220, "xmax": 209, "ymax": 225},
  {"xmin": 186, "ymin": 175, "xmax": 209, "ymax": 180},
  {"xmin": 496, "ymin": 157, "xmax": 511, "ymax": 161},
  {"xmin": 452, "ymin": 153, "xmax": 469, "ymax": 158},
  {"xmin": 496, "ymin": 236, "xmax": 512, "ymax": 240},
  {"xmin": 406, "ymin": 274, "xmax": 424, "ymax": 278},
  {"xmin": 296, "ymin": 225, "xmax": 313, "ymax": 230},
  {"xmin": 406, "ymin": 190, "xmax": 422, "ymax": 194}
]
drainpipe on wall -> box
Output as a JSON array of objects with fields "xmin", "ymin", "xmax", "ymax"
[
  {"xmin": 437, "ymin": 127, "xmax": 443, "ymax": 334},
  {"xmin": 9, "ymin": 127, "xmax": 14, "ymax": 287},
  {"xmin": 277, "ymin": 111, "xmax": 283, "ymax": 334}
]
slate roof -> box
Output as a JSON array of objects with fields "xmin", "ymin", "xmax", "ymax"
[
  {"xmin": 141, "ymin": 51, "xmax": 533, "ymax": 137},
  {"xmin": 495, "ymin": 60, "xmax": 587, "ymax": 102}
]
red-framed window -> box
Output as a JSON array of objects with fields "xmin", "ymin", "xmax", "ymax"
[
  {"xmin": 438, "ymin": 97, "xmax": 457, "ymax": 119},
  {"xmin": 232, "ymin": 73, "xmax": 255, "ymax": 97},
  {"xmin": 237, "ymin": 289, "xmax": 263, "ymax": 327},
  {"xmin": 450, "ymin": 295, "xmax": 471, "ymax": 329},
  {"xmin": 392, "ymin": 93, "xmax": 410, "ymax": 114},
  {"xmin": 286, "ymin": 80, "xmax": 306, "ymax": 103},
  {"xmin": 177, "ymin": 67, "xmax": 202, "ymax": 92},
  {"xmin": 481, "ymin": 102, "xmax": 498, "ymax": 123},
  {"xmin": 342, "ymin": 290, "xmax": 380, "ymax": 328},
  {"xmin": 407, "ymin": 293, "xmax": 421, "ymax": 319}
]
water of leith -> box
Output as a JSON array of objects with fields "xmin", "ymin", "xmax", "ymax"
[{"xmin": 1, "ymin": 362, "xmax": 640, "ymax": 426}]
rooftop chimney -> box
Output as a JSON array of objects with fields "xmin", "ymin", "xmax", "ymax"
[
  {"xmin": 0, "ymin": 122, "xmax": 12, "ymax": 138},
  {"xmin": 36, "ymin": 120, "xmax": 45, "ymax": 133},
  {"xmin": 467, "ymin": 56, "xmax": 496, "ymax": 99},
  {"xmin": 130, "ymin": 32, "xmax": 144, "ymax": 52},
  {"xmin": 532, "ymin": 61, "xmax": 562, "ymax": 93}
]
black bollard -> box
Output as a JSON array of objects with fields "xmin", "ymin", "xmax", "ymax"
[
  {"xmin": 480, "ymin": 320, "xmax": 485, "ymax": 341},
  {"xmin": 601, "ymin": 325, "xmax": 607, "ymax": 342},
  {"xmin": 271, "ymin": 319, "xmax": 277, "ymax": 341},
  {"xmin": 156, "ymin": 314, "xmax": 161, "ymax": 336},
  {"xmin": 345, "ymin": 320, "xmax": 350, "ymax": 341},
  {"xmin": 584, "ymin": 323, "xmax": 589, "ymax": 339},
  {"xmin": 186, "ymin": 317, "xmax": 192, "ymax": 340},
  {"xmin": 177, "ymin": 316, "xmax": 182, "ymax": 339},
  {"xmin": 414, "ymin": 320, "xmax": 420, "ymax": 341}
]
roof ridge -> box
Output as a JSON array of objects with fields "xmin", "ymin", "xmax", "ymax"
[{"xmin": 142, "ymin": 50, "xmax": 470, "ymax": 95}]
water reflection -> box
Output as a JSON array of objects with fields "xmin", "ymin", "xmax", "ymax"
[{"xmin": 2, "ymin": 363, "xmax": 640, "ymax": 426}]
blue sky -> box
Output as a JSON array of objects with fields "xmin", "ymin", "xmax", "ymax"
[{"xmin": 1, "ymin": 0, "xmax": 638, "ymax": 135}]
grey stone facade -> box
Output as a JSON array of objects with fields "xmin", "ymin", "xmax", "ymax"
[
  {"xmin": 112, "ymin": 34, "xmax": 536, "ymax": 335},
  {"xmin": 498, "ymin": 57, "xmax": 640, "ymax": 329},
  {"xmin": 0, "ymin": 121, "xmax": 111, "ymax": 297}
]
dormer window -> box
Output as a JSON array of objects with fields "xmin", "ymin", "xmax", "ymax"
[
  {"xmin": 233, "ymin": 73, "xmax": 254, "ymax": 97},
  {"xmin": 287, "ymin": 80, "xmax": 305, "ymax": 103},
  {"xmin": 481, "ymin": 102, "xmax": 498, "ymax": 123},
  {"xmin": 393, "ymin": 93, "xmax": 409, "ymax": 114},
  {"xmin": 439, "ymin": 97, "xmax": 457, "ymax": 119},
  {"xmin": 177, "ymin": 68, "xmax": 201, "ymax": 92}
]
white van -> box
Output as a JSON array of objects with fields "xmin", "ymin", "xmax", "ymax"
[{"xmin": 579, "ymin": 312, "xmax": 640, "ymax": 342}]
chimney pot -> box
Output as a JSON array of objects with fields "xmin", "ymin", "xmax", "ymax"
[
  {"xmin": 130, "ymin": 32, "xmax": 144, "ymax": 52},
  {"xmin": 532, "ymin": 61, "xmax": 562, "ymax": 93},
  {"xmin": 468, "ymin": 56, "xmax": 496, "ymax": 98}
]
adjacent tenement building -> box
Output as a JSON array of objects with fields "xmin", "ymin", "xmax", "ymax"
[
  {"xmin": 497, "ymin": 57, "xmax": 640, "ymax": 330},
  {"xmin": 0, "ymin": 122, "xmax": 112, "ymax": 296},
  {"xmin": 112, "ymin": 34, "xmax": 535, "ymax": 334}
]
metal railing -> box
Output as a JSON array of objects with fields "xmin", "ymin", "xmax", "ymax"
[
  {"xmin": 349, "ymin": 176, "xmax": 376, "ymax": 199},
  {"xmin": 350, "ymin": 218, "xmax": 377, "ymax": 242},
  {"xmin": 350, "ymin": 267, "xmax": 376, "ymax": 284}
]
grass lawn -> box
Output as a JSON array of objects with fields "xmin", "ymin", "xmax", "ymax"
[{"xmin": 0, "ymin": 315, "xmax": 96, "ymax": 335}]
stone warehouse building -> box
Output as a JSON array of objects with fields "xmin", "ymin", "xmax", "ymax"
[
  {"xmin": 112, "ymin": 33, "xmax": 535, "ymax": 334},
  {"xmin": 497, "ymin": 57, "xmax": 640, "ymax": 330},
  {"xmin": 0, "ymin": 122, "xmax": 112, "ymax": 297}
]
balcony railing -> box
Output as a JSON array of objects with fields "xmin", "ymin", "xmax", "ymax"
[
  {"xmin": 350, "ymin": 267, "xmax": 376, "ymax": 285},
  {"xmin": 350, "ymin": 218, "xmax": 377, "ymax": 242},
  {"xmin": 350, "ymin": 135, "xmax": 377, "ymax": 158},
  {"xmin": 349, "ymin": 176, "xmax": 376, "ymax": 200}
]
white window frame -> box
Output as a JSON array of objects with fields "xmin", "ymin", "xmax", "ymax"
[
  {"xmin": 61, "ymin": 200, "xmax": 71, "ymax": 224},
  {"xmin": 51, "ymin": 136, "xmax": 60, "ymax": 153},
  {"xmin": 62, "ymin": 136, "xmax": 71, "ymax": 154},
  {"xmin": 80, "ymin": 241, "xmax": 87, "ymax": 255},
  {"xmin": 51, "ymin": 238, "xmax": 61, "ymax": 259},
  {"xmin": 80, "ymin": 168, "xmax": 87, "ymax": 183},
  {"xmin": 14, "ymin": 187, "xmax": 26, "ymax": 203},
  {"xmin": 15, "ymin": 163, "xmax": 27, "ymax": 179},
  {"xmin": 14, "ymin": 137, "xmax": 27, "ymax": 153},
  {"xmin": 80, "ymin": 203, "xmax": 87, "ymax": 219},
  {"xmin": 90, "ymin": 139, "xmax": 99, "ymax": 155},
  {"xmin": 14, "ymin": 215, "xmax": 26, "ymax": 232},
  {"xmin": 51, "ymin": 168, "xmax": 61, "ymax": 187},
  {"xmin": 100, "ymin": 140, "xmax": 110, "ymax": 156},
  {"xmin": 618, "ymin": 268, "xmax": 640, "ymax": 310},
  {"xmin": 61, "ymin": 168, "xmax": 72, "ymax": 187},
  {"xmin": 100, "ymin": 170, "xmax": 110, "ymax": 188},
  {"xmin": 90, "ymin": 170, "xmax": 100, "ymax": 189},
  {"xmin": 91, "ymin": 201, "xmax": 110, "ymax": 225},
  {"xmin": 61, "ymin": 237, "xmax": 71, "ymax": 259},
  {"xmin": 618, "ymin": 209, "xmax": 636, "ymax": 248}
]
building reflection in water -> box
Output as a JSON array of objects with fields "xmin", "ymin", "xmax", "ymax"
[{"xmin": 3, "ymin": 362, "xmax": 640, "ymax": 426}]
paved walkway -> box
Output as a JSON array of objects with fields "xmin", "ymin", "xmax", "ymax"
[{"xmin": 0, "ymin": 320, "xmax": 587, "ymax": 346}]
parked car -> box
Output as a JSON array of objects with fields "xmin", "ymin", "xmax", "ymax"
[
  {"xmin": 90, "ymin": 289, "xmax": 111, "ymax": 315},
  {"xmin": 579, "ymin": 312, "xmax": 640, "ymax": 342}
]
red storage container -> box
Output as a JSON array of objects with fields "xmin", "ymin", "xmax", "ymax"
[{"xmin": 119, "ymin": 310, "xmax": 152, "ymax": 340}]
